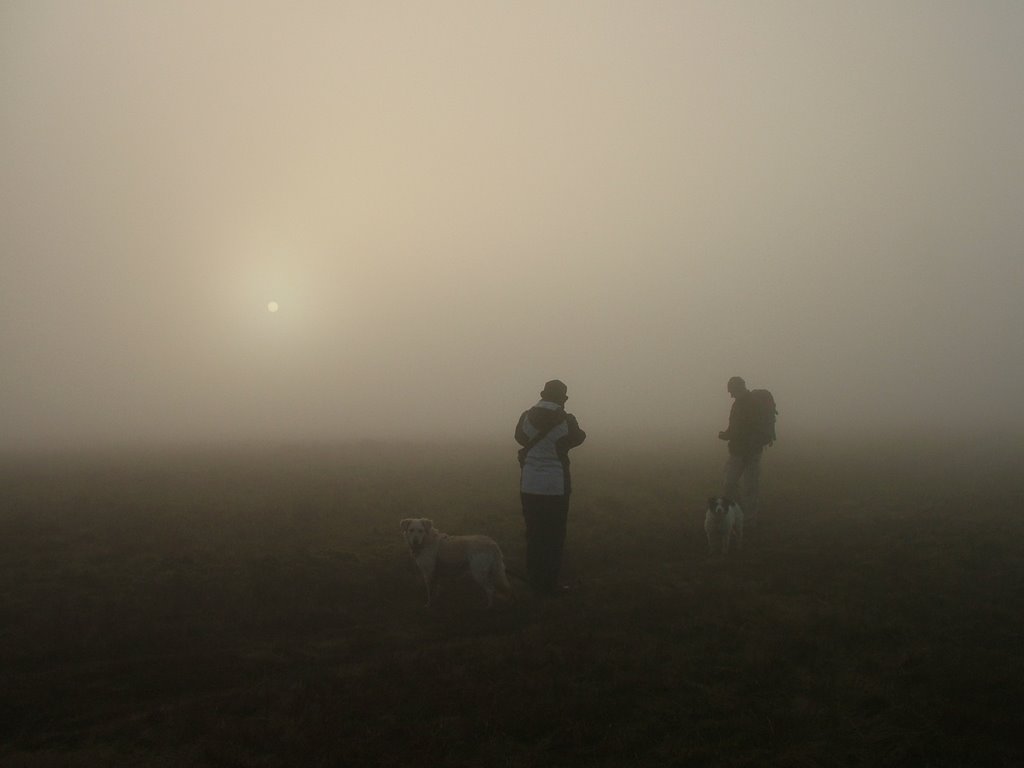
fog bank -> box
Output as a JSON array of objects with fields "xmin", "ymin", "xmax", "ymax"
[{"xmin": 3, "ymin": 2, "xmax": 1023, "ymax": 449}]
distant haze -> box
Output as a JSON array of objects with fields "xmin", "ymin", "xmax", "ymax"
[{"xmin": 2, "ymin": 2, "xmax": 1023, "ymax": 448}]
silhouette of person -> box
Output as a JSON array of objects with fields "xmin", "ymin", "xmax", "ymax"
[
  {"xmin": 515, "ymin": 379, "xmax": 586, "ymax": 595},
  {"xmin": 718, "ymin": 376, "xmax": 765, "ymax": 529}
]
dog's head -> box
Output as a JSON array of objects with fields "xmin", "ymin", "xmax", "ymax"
[
  {"xmin": 707, "ymin": 497, "xmax": 736, "ymax": 518},
  {"xmin": 400, "ymin": 518, "xmax": 434, "ymax": 550}
]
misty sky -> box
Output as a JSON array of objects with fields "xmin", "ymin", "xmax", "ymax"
[{"xmin": 2, "ymin": 1, "xmax": 1023, "ymax": 447}]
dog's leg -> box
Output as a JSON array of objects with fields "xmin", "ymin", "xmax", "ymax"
[
  {"xmin": 422, "ymin": 568, "xmax": 436, "ymax": 608},
  {"xmin": 431, "ymin": 574, "xmax": 445, "ymax": 605},
  {"xmin": 734, "ymin": 520, "xmax": 744, "ymax": 552},
  {"xmin": 493, "ymin": 558, "xmax": 516, "ymax": 604},
  {"xmin": 469, "ymin": 554, "xmax": 497, "ymax": 608}
]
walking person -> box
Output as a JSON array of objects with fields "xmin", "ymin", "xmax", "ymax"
[
  {"xmin": 515, "ymin": 379, "xmax": 586, "ymax": 595},
  {"xmin": 718, "ymin": 376, "xmax": 777, "ymax": 530}
]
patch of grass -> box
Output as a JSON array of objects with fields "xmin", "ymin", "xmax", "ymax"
[{"xmin": 1, "ymin": 438, "xmax": 1023, "ymax": 766}]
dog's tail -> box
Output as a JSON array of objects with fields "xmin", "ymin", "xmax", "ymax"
[{"xmin": 502, "ymin": 564, "xmax": 530, "ymax": 586}]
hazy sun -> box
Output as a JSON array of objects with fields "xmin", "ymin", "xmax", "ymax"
[{"xmin": 267, "ymin": 301, "xmax": 279, "ymax": 313}]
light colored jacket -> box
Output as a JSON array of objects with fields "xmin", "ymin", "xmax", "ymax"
[{"xmin": 515, "ymin": 400, "xmax": 586, "ymax": 495}]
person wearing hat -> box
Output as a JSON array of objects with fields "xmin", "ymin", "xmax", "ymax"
[{"xmin": 514, "ymin": 379, "xmax": 586, "ymax": 595}]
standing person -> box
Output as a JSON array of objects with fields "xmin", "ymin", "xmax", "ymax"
[
  {"xmin": 515, "ymin": 379, "xmax": 586, "ymax": 595},
  {"xmin": 718, "ymin": 376, "xmax": 776, "ymax": 530}
]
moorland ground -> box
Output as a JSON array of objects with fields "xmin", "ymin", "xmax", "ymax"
[{"xmin": 1, "ymin": 436, "xmax": 1023, "ymax": 767}]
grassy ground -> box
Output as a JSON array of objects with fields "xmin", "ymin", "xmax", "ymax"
[{"xmin": 1, "ymin": 437, "xmax": 1022, "ymax": 767}]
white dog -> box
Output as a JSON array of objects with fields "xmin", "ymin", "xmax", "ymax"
[
  {"xmin": 400, "ymin": 518, "xmax": 514, "ymax": 608},
  {"xmin": 704, "ymin": 497, "xmax": 744, "ymax": 555}
]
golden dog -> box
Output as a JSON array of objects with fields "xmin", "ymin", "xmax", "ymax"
[{"xmin": 400, "ymin": 518, "xmax": 513, "ymax": 608}]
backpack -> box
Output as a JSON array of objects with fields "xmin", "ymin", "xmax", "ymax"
[{"xmin": 749, "ymin": 389, "xmax": 778, "ymax": 447}]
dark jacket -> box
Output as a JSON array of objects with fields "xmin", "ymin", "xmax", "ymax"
[{"xmin": 721, "ymin": 391, "xmax": 763, "ymax": 457}]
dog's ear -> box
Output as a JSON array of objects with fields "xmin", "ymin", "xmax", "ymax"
[
  {"xmin": 707, "ymin": 497, "xmax": 716, "ymax": 508},
  {"xmin": 721, "ymin": 497, "xmax": 733, "ymax": 507},
  {"xmin": 400, "ymin": 519, "xmax": 412, "ymax": 532},
  {"xmin": 423, "ymin": 519, "xmax": 433, "ymax": 533}
]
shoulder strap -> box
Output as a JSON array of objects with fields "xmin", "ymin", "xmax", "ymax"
[{"xmin": 518, "ymin": 412, "xmax": 566, "ymax": 463}]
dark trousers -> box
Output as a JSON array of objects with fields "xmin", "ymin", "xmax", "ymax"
[{"xmin": 521, "ymin": 493, "xmax": 570, "ymax": 594}]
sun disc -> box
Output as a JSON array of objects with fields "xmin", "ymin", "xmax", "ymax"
[{"xmin": 267, "ymin": 301, "xmax": 279, "ymax": 313}]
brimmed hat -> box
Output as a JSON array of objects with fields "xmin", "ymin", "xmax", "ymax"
[{"xmin": 540, "ymin": 379, "xmax": 568, "ymax": 401}]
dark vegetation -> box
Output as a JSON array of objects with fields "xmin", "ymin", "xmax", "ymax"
[{"xmin": 2, "ymin": 437, "xmax": 1023, "ymax": 766}]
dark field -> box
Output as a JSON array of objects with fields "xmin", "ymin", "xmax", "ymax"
[{"xmin": 2, "ymin": 437, "xmax": 1023, "ymax": 767}]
